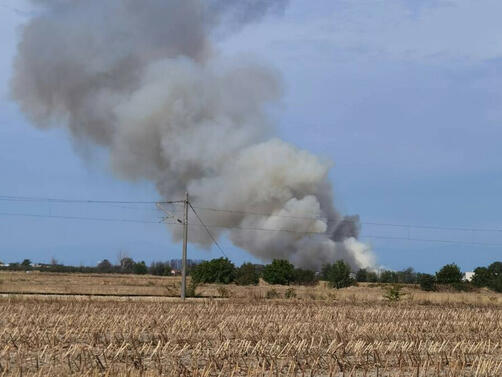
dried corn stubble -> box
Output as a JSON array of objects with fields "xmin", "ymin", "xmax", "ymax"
[{"xmin": 0, "ymin": 299, "xmax": 501, "ymax": 376}]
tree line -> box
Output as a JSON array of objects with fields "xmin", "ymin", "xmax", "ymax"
[
  {"xmin": 190, "ymin": 259, "xmax": 502, "ymax": 294},
  {"xmin": 0, "ymin": 258, "xmax": 201, "ymax": 276},
  {"xmin": 1, "ymin": 257, "xmax": 501, "ymax": 293}
]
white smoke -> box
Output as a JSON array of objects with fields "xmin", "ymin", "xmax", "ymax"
[{"xmin": 11, "ymin": 0, "xmax": 375, "ymax": 270}]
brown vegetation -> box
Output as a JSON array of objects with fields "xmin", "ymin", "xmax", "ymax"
[
  {"xmin": 1, "ymin": 271, "xmax": 502, "ymax": 306},
  {"xmin": 1, "ymin": 272, "xmax": 502, "ymax": 375},
  {"xmin": 1, "ymin": 297, "xmax": 502, "ymax": 376}
]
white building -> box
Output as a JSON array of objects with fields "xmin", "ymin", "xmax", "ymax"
[{"xmin": 463, "ymin": 272, "xmax": 475, "ymax": 282}]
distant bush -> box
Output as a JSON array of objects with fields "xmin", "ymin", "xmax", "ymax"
[
  {"xmin": 451, "ymin": 281, "xmax": 474, "ymax": 292},
  {"xmin": 191, "ymin": 258, "xmax": 236, "ymax": 284},
  {"xmin": 284, "ymin": 288, "xmax": 296, "ymax": 299},
  {"xmin": 418, "ymin": 273, "xmax": 436, "ymax": 291},
  {"xmin": 322, "ymin": 260, "xmax": 354, "ymax": 289},
  {"xmin": 265, "ymin": 288, "xmax": 280, "ymax": 299},
  {"xmin": 262, "ymin": 260, "xmax": 295, "ymax": 285},
  {"xmin": 217, "ymin": 286, "xmax": 230, "ymax": 298},
  {"xmin": 120, "ymin": 258, "xmax": 135, "ymax": 274},
  {"xmin": 186, "ymin": 281, "xmax": 198, "ymax": 297},
  {"xmin": 149, "ymin": 262, "xmax": 169, "ymax": 276},
  {"xmin": 436, "ymin": 263, "xmax": 462, "ymax": 284},
  {"xmin": 133, "ymin": 261, "xmax": 148, "ymax": 275},
  {"xmin": 379, "ymin": 270, "xmax": 398, "ymax": 284},
  {"xmin": 383, "ymin": 285, "xmax": 406, "ymax": 302},
  {"xmin": 97, "ymin": 259, "xmax": 113, "ymax": 273},
  {"xmin": 235, "ymin": 263, "xmax": 259, "ymax": 286},
  {"xmin": 397, "ymin": 267, "xmax": 417, "ymax": 284}
]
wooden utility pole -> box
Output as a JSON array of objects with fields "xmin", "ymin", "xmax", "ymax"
[{"xmin": 181, "ymin": 192, "xmax": 189, "ymax": 300}]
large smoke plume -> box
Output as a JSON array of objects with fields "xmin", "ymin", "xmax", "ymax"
[{"xmin": 11, "ymin": 0, "xmax": 375, "ymax": 270}]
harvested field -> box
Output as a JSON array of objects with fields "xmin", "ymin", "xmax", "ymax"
[
  {"xmin": 1, "ymin": 297, "xmax": 502, "ymax": 376},
  {"xmin": 0, "ymin": 271, "xmax": 181, "ymax": 296},
  {"xmin": 1, "ymin": 271, "xmax": 502, "ymax": 306}
]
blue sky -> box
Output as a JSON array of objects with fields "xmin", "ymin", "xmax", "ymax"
[{"xmin": 1, "ymin": 0, "xmax": 501, "ymax": 272}]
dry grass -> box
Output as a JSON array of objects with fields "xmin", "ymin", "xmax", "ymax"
[
  {"xmin": 1, "ymin": 271, "xmax": 502, "ymax": 375},
  {"xmin": 2, "ymin": 271, "xmax": 502, "ymax": 306},
  {"xmin": 1, "ymin": 297, "xmax": 502, "ymax": 376},
  {"xmin": 0, "ymin": 271, "xmax": 181, "ymax": 296}
]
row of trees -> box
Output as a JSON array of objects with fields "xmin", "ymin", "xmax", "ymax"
[
  {"xmin": 355, "ymin": 267, "xmax": 418, "ymax": 284},
  {"xmin": 97, "ymin": 258, "xmax": 204, "ymax": 275},
  {"xmin": 191, "ymin": 259, "xmax": 502, "ymax": 293},
  {"xmin": 0, "ymin": 258, "xmax": 201, "ymax": 276},
  {"xmin": 374, "ymin": 263, "xmax": 502, "ymax": 293},
  {"xmin": 356, "ymin": 264, "xmax": 467, "ymax": 291},
  {"xmin": 190, "ymin": 258, "xmax": 360, "ymax": 289},
  {"xmin": 190, "ymin": 259, "xmax": 367, "ymax": 289},
  {"xmin": 191, "ymin": 259, "xmax": 318, "ymax": 286},
  {"xmin": 3, "ymin": 257, "xmax": 501, "ymax": 293}
]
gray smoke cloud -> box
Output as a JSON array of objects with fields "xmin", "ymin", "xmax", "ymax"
[{"xmin": 11, "ymin": 0, "xmax": 375, "ymax": 270}]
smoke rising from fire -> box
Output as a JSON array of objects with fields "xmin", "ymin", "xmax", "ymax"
[{"xmin": 11, "ymin": 0, "xmax": 375, "ymax": 270}]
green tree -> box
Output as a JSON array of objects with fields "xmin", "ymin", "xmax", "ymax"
[
  {"xmin": 471, "ymin": 262, "xmax": 502, "ymax": 292},
  {"xmin": 472, "ymin": 267, "xmax": 491, "ymax": 287},
  {"xmin": 97, "ymin": 259, "xmax": 113, "ymax": 273},
  {"xmin": 149, "ymin": 261, "xmax": 169, "ymax": 276},
  {"xmin": 322, "ymin": 260, "xmax": 354, "ymax": 289},
  {"xmin": 383, "ymin": 285, "xmax": 407, "ymax": 302},
  {"xmin": 436, "ymin": 263, "xmax": 462, "ymax": 284},
  {"xmin": 488, "ymin": 262, "xmax": 502, "ymax": 277},
  {"xmin": 293, "ymin": 268, "xmax": 317, "ymax": 285},
  {"xmin": 367, "ymin": 271, "xmax": 378, "ymax": 282},
  {"xmin": 487, "ymin": 262, "xmax": 502, "ymax": 292},
  {"xmin": 133, "ymin": 261, "xmax": 148, "ymax": 275},
  {"xmin": 21, "ymin": 259, "xmax": 32, "ymax": 267},
  {"xmin": 235, "ymin": 263, "xmax": 259, "ymax": 285},
  {"xmin": 356, "ymin": 268, "xmax": 368, "ymax": 282},
  {"xmin": 191, "ymin": 258, "xmax": 236, "ymax": 284},
  {"xmin": 397, "ymin": 267, "xmax": 417, "ymax": 284},
  {"xmin": 418, "ymin": 273, "xmax": 436, "ymax": 291},
  {"xmin": 120, "ymin": 257, "xmax": 135, "ymax": 274},
  {"xmin": 262, "ymin": 259, "xmax": 296, "ymax": 285},
  {"xmin": 379, "ymin": 270, "xmax": 398, "ymax": 284},
  {"xmin": 490, "ymin": 275, "xmax": 502, "ymax": 293}
]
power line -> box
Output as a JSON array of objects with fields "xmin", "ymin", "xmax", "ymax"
[
  {"xmin": 0, "ymin": 211, "xmax": 171, "ymax": 224},
  {"xmin": 1, "ymin": 211, "xmax": 501, "ymax": 248},
  {"xmin": 3, "ymin": 197, "xmax": 501, "ymax": 234},
  {"xmin": 361, "ymin": 222, "xmax": 502, "ymax": 233},
  {"xmin": 188, "ymin": 203, "xmax": 228, "ymax": 258},
  {"xmin": 190, "ymin": 222, "xmax": 323, "ymax": 235},
  {"xmin": 187, "ymin": 222, "xmax": 502, "ymax": 247},
  {"xmin": 192, "ymin": 205, "xmax": 325, "ymax": 221},
  {"xmin": 0, "ymin": 195, "xmax": 184, "ymax": 205},
  {"xmin": 192, "ymin": 205, "xmax": 502, "ymax": 233},
  {"xmin": 187, "ymin": 224, "xmax": 502, "ymax": 246},
  {"xmin": 0, "ymin": 209, "xmax": 322, "ymax": 234},
  {"xmin": 361, "ymin": 234, "xmax": 502, "ymax": 247}
]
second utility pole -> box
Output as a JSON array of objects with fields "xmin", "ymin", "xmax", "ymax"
[{"xmin": 181, "ymin": 191, "xmax": 189, "ymax": 300}]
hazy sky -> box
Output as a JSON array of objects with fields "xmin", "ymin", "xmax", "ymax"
[{"xmin": 1, "ymin": 0, "xmax": 501, "ymax": 272}]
